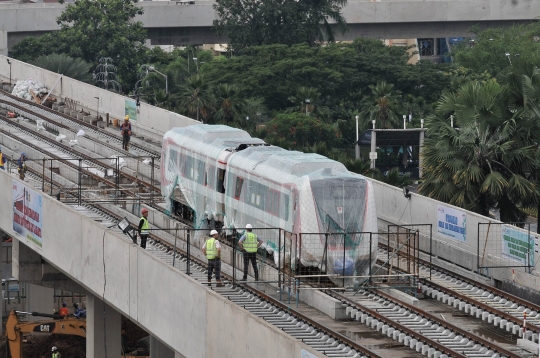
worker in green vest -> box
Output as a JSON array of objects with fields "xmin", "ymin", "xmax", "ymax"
[
  {"xmin": 238, "ymin": 224, "xmax": 263, "ymax": 281},
  {"xmin": 202, "ymin": 230, "xmax": 224, "ymax": 287},
  {"xmin": 51, "ymin": 346, "xmax": 61, "ymax": 358},
  {"xmin": 0, "ymin": 147, "xmax": 5, "ymax": 170},
  {"xmin": 137, "ymin": 208, "xmax": 150, "ymax": 249}
]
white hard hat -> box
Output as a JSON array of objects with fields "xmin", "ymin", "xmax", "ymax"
[
  {"xmin": 52, "ymin": 346, "xmax": 57, "ymax": 352},
  {"xmin": 210, "ymin": 229, "xmax": 218, "ymax": 235},
  {"xmin": 246, "ymin": 224, "xmax": 253, "ymax": 229}
]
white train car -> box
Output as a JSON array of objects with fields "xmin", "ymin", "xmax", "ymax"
[{"xmin": 161, "ymin": 124, "xmax": 378, "ymax": 283}]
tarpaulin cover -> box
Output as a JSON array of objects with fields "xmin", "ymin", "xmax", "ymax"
[{"xmin": 162, "ymin": 124, "xmax": 377, "ymax": 285}]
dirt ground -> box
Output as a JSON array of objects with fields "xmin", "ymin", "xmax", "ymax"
[{"xmin": 0, "ymin": 316, "xmax": 149, "ymax": 357}]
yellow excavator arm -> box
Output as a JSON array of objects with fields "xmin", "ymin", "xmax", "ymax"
[{"xmin": 6, "ymin": 310, "xmax": 86, "ymax": 358}]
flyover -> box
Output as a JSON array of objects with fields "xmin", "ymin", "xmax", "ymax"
[
  {"xmin": 3, "ymin": 55, "xmax": 540, "ymax": 356},
  {"xmin": 1, "ymin": 0, "xmax": 539, "ymax": 54}
]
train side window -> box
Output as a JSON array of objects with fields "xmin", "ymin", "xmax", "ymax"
[
  {"xmin": 267, "ymin": 189, "xmax": 280, "ymax": 216},
  {"xmin": 217, "ymin": 169, "xmax": 226, "ymax": 194},
  {"xmin": 234, "ymin": 177, "xmax": 244, "ymax": 199},
  {"xmin": 283, "ymin": 194, "xmax": 290, "ymax": 221},
  {"xmin": 169, "ymin": 149, "xmax": 178, "ymax": 171}
]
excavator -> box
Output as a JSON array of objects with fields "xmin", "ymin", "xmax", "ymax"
[{"xmin": 6, "ymin": 310, "xmax": 86, "ymax": 358}]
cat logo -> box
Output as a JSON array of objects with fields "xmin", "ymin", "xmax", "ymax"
[{"xmin": 40, "ymin": 325, "xmax": 50, "ymax": 332}]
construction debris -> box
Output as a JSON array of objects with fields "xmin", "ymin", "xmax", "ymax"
[{"xmin": 11, "ymin": 79, "xmax": 56, "ymax": 106}]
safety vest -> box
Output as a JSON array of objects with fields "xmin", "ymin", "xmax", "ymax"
[
  {"xmin": 140, "ymin": 216, "xmax": 149, "ymax": 235},
  {"xmin": 244, "ymin": 232, "xmax": 258, "ymax": 253},
  {"xmin": 0, "ymin": 153, "xmax": 3, "ymax": 168},
  {"xmin": 52, "ymin": 353, "xmax": 60, "ymax": 358},
  {"xmin": 206, "ymin": 238, "xmax": 218, "ymax": 259}
]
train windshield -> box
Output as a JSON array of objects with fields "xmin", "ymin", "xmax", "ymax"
[{"xmin": 310, "ymin": 177, "xmax": 367, "ymax": 235}]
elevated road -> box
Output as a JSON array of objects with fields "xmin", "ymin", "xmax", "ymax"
[{"xmin": 1, "ymin": 0, "xmax": 539, "ymax": 53}]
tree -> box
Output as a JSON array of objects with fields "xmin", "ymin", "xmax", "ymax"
[
  {"xmin": 452, "ymin": 22, "xmax": 540, "ymax": 77},
  {"xmin": 265, "ymin": 113, "xmax": 342, "ymax": 149},
  {"xmin": 54, "ymin": 0, "xmax": 147, "ymax": 90},
  {"xmin": 11, "ymin": 35, "xmax": 57, "ymax": 63},
  {"xmin": 359, "ymin": 81, "xmax": 401, "ymax": 129},
  {"xmin": 177, "ymin": 74, "xmax": 215, "ymax": 122},
  {"xmin": 212, "ymin": 84, "xmax": 246, "ymax": 126},
  {"xmin": 213, "ymin": 0, "xmax": 348, "ymax": 50},
  {"xmin": 31, "ymin": 54, "xmax": 93, "ymax": 82},
  {"xmin": 419, "ymin": 79, "xmax": 540, "ymax": 222}
]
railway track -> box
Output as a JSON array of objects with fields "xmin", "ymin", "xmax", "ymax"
[
  {"xmin": 0, "ymin": 114, "xmax": 160, "ymax": 197},
  {"xmin": 0, "ymin": 92, "xmax": 160, "ymax": 157}
]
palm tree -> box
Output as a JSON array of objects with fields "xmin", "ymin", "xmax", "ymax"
[
  {"xmin": 177, "ymin": 74, "xmax": 214, "ymax": 122},
  {"xmin": 288, "ymin": 87, "xmax": 321, "ymax": 115},
  {"xmin": 360, "ymin": 81, "xmax": 401, "ymax": 129},
  {"xmin": 31, "ymin": 53, "xmax": 92, "ymax": 82},
  {"xmin": 213, "ymin": 84, "xmax": 246, "ymax": 126},
  {"xmin": 418, "ymin": 80, "xmax": 540, "ymax": 222}
]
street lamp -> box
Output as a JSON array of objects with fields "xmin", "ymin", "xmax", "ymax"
[
  {"xmin": 148, "ymin": 66, "xmax": 168, "ymax": 94},
  {"xmin": 355, "ymin": 115, "xmax": 360, "ymax": 160},
  {"xmin": 505, "ymin": 52, "xmax": 512, "ymax": 65},
  {"xmin": 6, "ymin": 59, "xmax": 11, "ymax": 89},
  {"xmin": 94, "ymin": 97, "xmax": 99, "ymax": 121},
  {"xmin": 305, "ymin": 99, "xmax": 311, "ymax": 115}
]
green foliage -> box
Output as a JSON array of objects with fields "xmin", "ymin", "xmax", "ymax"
[
  {"xmin": 30, "ymin": 53, "xmax": 93, "ymax": 83},
  {"xmin": 11, "ymin": 35, "xmax": 56, "ymax": 63},
  {"xmin": 359, "ymin": 81, "xmax": 401, "ymax": 129},
  {"xmin": 373, "ymin": 167, "xmax": 414, "ymax": 188},
  {"xmin": 176, "ymin": 74, "xmax": 215, "ymax": 122},
  {"xmin": 419, "ymin": 64, "xmax": 540, "ymax": 222},
  {"xmin": 452, "ymin": 22, "xmax": 540, "ymax": 77},
  {"xmin": 213, "ymin": 0, "xmax": 348, "ymax": 51},
  {"xmin": 265, "ymin": 113, "xmax": 342, "ymax": 149},
  {"xmin": 212, "ymin": 84, "xmax": 247, "ymax": 126}
]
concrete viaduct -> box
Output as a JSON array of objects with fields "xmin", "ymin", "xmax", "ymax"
[{"xmin": 1, "ymin": 0, "xmax": 540, "ymax": 55}]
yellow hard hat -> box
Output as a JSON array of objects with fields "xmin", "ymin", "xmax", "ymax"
[{"xmin": 124, "ymin": 115, "xmax": 130, "ymax": 120}]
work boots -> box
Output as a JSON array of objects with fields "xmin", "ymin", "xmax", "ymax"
[{"xmin": 216, "ymin": 280, "xmax": 224, "ymax": 287}]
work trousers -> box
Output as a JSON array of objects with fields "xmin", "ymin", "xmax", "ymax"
[
  {"xmin": 207, "ymin": 258, "xmax": 221, "ymax": 280},
  {"xmin": 140, "ymin": 234, "xmax": 148, "ymax": 249},
  {"xmin": 242, "ymin": 252, "xmax": 259, "ymax": 280}
]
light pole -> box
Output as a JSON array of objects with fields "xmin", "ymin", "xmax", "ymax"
[
  {"xmin": 355, "ymin": 115, "xmax": 360, "ymax": 160},
  {"xmin": 6, "ymin": 59, "xmax": 11, "ymax": 89},
  {"xmin": 305, "ymin": 99, "xmax": 311, "ymax": 115},
  {"xmin": 450, "ymin": 114, "xmax": 454, "ymax": 128},
  {"xmin": 148, "ymin": 66, "xmax": 168, "ymax": 94},
  {"xmin": 193, "ymin": 58, "xmax": 199, "ymax": 73},
  {"xmin": 505, "ymin": 52, "xmax": 512, "ymax": 65},
  {"xmin": 403, "ymin": 114, "xmax": 407, "ymax": 129},
  {"xmin": 94, "ymin": 97, "xmax": 99, "ymax": 120}
]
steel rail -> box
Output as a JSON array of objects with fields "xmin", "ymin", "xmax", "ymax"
[
  {"xmin": 373, "ymin": 289, "xmax": 521, "ymax": 358},
  {"xmin": 327, "ymin": 291, "xmax": 469, "ymax": 358}
]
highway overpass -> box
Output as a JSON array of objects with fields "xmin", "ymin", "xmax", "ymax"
[{"xmin": 1, "ymin": 0, "xmax": 539, "ymax": 54}]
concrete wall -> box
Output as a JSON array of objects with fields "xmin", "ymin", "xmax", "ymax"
[
  {"xmin": 371, "ymin": 179, "xmax": 540, "ymax": 286},
  {"xmin": 0, "ymin": 169, "xmax": 323, "ymax": 358},
  {"xmin": 0, "ymin": 55, "xmax": 199, "ymax": 141}
]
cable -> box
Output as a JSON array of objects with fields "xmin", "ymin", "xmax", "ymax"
[{"xmin": 397, "ymin": 199, "xmax": 410, "ymax": 225}]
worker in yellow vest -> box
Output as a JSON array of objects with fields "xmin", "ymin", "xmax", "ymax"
[
  {"xmin": 51, "ymin": 346, "xmax": 61, "ymax": 358},
  {"xmin": 238, "ymin": 224, "xmax": 263, "ymax": 281},
  {"xmin": 137, "ymin": 208, "xmax": 149, "ymax": 249},
  {"xmin": 202, "ymin": 230, "xmax": 224, "ymax": 287},
  {"xmin": 0, "ymin": 147, "xmax": 5, "ymax": 170}
]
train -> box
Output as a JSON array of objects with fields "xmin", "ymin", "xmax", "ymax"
[{"xmin": 161, "ymin": 124, "xmax": 377, "ymax": 284}]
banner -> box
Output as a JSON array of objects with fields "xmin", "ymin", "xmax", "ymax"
[
  {"xmin": 437, "ymin": 204, "xmax": 466, "ymax": 242},
  {"xmin": 12, "ymin": 180, "xmax": 43, "ymax": 248},
  {"xmin": 502, "ymin": 226, "xmax": 534, "ymax": 265},
  {"xmin": 125, "ymin": 99, "xmax": 137, "ymax": 121}
]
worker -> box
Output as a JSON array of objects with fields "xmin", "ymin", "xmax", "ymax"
[
  {"xmin": 202, "ymin": 230, "xmax": 224, "ymax": 287},
  {"xmin": 238, "ymin": 224, "xmax": 263, "ymax": 281},
  {"xmin": 137, "ymin": 208, "xmax": 149, "ymax": 249},
  {"xmin": 59, "ymin": 302, "xmax": 69, "ymax": 317},
  {"xmin": 0, "ymin": 147, "xmax": 5, "ymax": 170},
  {"xmin": 17, "ymin": 152, "xmax": 27, "ymax": 180},
  {"xmin": 120, "ymin": 115, "xmax": 132, "ymax": 151},
  {"xmin": 51, "ymin": 346, "xmax": 61, "ymax": 358}
]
